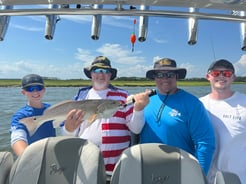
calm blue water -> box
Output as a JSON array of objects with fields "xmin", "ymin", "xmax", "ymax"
[{"xmin": 1, "ymin": 85, "xmax": 246, "ymax": 153}]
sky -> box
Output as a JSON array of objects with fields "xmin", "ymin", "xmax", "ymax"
[{"xmin": 1, "ymin": 4, "xmax": 246, "ymax": 79}]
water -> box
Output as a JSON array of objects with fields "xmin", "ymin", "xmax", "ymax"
[{"xmin": 1, "ymin": 84, "xmax": 246, "ymax": 153}]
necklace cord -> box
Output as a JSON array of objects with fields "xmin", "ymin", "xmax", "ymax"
[{"xmin": 155, "ymin": 92, "xmax": 169, "ymax": 123}]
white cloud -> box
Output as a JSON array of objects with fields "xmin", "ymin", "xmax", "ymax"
[
  {"xmin": 153, "ymin": 56, "xmax": 162, "ymax": 63},
  {"xmin": 75, "ymin": 48, "xmax": 94, "ymax": 64},
  {"xmin": 0, "ymin": 42, "xmax": 218, "ymax": 79},
  {"xmin": 3, "ymin": 43, "xmax": 144, "ymax": 79},
  {"xmin": 11, "ymin": 24, "xmax": 43, "ymax": 32},
  {"xmin": 60, "ymin": 15, "xmax": 92, "ymax": 23},
  {"xmin": 0, "ymin": 60, "xmax": 84, "ymax": 79},
  {"xmin": 74, "ymin": 43, "xmax": 149, "ymax": 78},
  {"xmin": 97, "ymin": 43, "xmax": 145, "ymax": 64},
  {"xmin": 118, "ymin": 63, "xmax": 152, "ymax": 77},
  {"xmin": 235, "ymin": 54, "xmax": 246, "ymax": 76},
  {"xmin": 0, "ymin": 61, "xmax": 31, "ymax": 78},
  {"xmin": 179, "ymin": 62, "xmax": 200, "ymax": 78},
  {"xmin": 153, "ymin": 38, "xmax": 168, "ymax": 44},
  {"xmin": 61, "ymin": 15, "xmax": 132, "ymax": 29},
  {"xmin": 102, "ymin": 16, "xmax": 133, "ymax": 29}
]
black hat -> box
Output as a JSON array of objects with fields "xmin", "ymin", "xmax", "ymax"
[
  {"xmin": 207, "ymin": 59, "xmax": 235, "ymax": 72},
  {"xmin": 21, "ymin": 74, "xmax": 44, "ymax": 88},
  {"xmin": 146, "ymin": 58, "xmax": 187, "ymax": 80},
  {"xmin": 84, "ymin": 56, "xmax": 117, "ymax": 80}
]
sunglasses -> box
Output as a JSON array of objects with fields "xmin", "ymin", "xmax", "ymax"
[
  {"xmin": 209, "ymin": 70, "xmax": 234, "ymax": 78},
  {"xmin": 92, "ymin": 68, "xmax": 111, "ymax": 74},
  {"xmin": 24, "ymin": 85, "xmax": 44, "ymax": 92},
  {"xmin": 154, "ymin": 72, "xmax": 176, "ymax": 79}
]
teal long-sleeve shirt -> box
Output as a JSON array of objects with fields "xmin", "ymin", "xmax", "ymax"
[{"xmin": 140, "ymin": 89, "xmax": 215, "ymax": 175}]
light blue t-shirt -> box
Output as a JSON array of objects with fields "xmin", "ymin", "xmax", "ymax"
[{"xmin": 140, "ymin": 89, "xmax": 215, "ymax": 174}]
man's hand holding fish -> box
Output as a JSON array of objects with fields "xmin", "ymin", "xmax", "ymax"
[{"xmin": 65, "ymin": 109, "xmax": 85, "ymax": 133}]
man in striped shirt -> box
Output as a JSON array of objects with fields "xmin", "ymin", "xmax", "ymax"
[{"xmin": 62, "ymin": 56, "xmax": 149, "ymax": 178}]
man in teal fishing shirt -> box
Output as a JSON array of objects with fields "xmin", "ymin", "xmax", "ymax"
[{"xmin": 140, "ymin": 58, "xmax": 215, "ymax": 175}]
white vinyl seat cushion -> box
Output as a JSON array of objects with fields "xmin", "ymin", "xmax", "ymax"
[{"xmin": 8, "ymin": 136, "xmax": 106, "ymax": 184}]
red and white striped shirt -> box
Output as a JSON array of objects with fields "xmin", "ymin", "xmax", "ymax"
[{"xmin": 64, "ymin": 85, "xmax": 144, "ymax": 174}]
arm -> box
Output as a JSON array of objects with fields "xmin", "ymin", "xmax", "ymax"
[
  {"xmin": 190, "ymin": 102, "xmax": 215, "ymax": 175},
  {"xmin": 127, "ymin": 91, "xmax": 149, "ymax": 134},
  {"xmin": 10, "ymin": 129, "xmax": 28, "ymax": 156},
  {"xmin": 12, "ymin": 140, "xmax": 28, "ymax": 156}
]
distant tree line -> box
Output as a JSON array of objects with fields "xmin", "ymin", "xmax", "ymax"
[
  {"xmin": 114, "ymin": 76, "xmax": 246, "ymax": 82},
  {"xmin": 234, "ymin": 76, "xmax": 246, "ymax": 82},
  {"xmin": 41, "ymin": 76, "xmax": 246, "ymax": 82}
]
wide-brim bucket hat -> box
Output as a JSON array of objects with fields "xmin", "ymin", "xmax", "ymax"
[
  {"xmin": 146, "ymin": 58, "xmax": 187, "ymax": 80},
  {"xmin": 84, "ymin": 56, "xmax": 117, "ymax": 80}
]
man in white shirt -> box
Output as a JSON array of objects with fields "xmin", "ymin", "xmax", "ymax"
[
  {"xmin": 200, "ymin": 59, "xmax": 246, "ymax": 184},
  {"xmin": 62, "ymin": 56, "xmax": 149, "ymax": 178}
]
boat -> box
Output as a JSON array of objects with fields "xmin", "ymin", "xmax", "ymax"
[
  {"xmin": 0, "ymin": 136, "xmax": 242, "ymax": 184},
  {"xmin": 0, "ymin": 0, "xmax": 245, "ymax": 183},
  {"xmin": 1, "ymin": 0, "xmax": 246, "ymax": 49}
]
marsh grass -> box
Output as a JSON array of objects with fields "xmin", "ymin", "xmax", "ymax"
[{"xmin": 0, "ymin": 79, "xmax": 211, "ymax": 87}]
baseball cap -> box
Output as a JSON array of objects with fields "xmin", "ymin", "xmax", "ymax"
[
  {"xmin": 21, "ymin": 74, "xmax": 45, "ymax": 88},
  {"xmin": 207, "ymin": 59, "xmax": 235, "ymax": 72}
]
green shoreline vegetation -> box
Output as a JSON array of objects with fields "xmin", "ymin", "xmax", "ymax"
[{"xmin": 1, "ymin": 77, "xmax": 246, "ymax": 87}]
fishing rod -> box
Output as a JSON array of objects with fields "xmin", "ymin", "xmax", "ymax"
[{"xmin": 123, "ymin": 89, "xmax": 156, "ymax": 107}]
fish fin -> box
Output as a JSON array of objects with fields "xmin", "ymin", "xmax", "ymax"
[
  {"xmin": 19, "ymin": 116, "xmax": 41, "ymax": 136},
  {"xmin": 52, "ymin": 119, "xmax": 64, "ymax": 128},
  {"xmin": 87, "ymin": 114, "xmax": 97, "ymax": 125}
]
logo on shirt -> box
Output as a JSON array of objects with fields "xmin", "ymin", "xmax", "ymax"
[{"xmin": 169, "ymin": 109, "xmax": 181, "ymax": 117}]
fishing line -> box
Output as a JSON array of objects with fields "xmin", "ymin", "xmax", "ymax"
[{"xmin": 210, "ymin": 33, "xmax": 217, "ymax": 61}]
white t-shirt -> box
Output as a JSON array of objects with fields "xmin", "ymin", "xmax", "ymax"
[
  {"xmin": 200, "ymin": 91, "xmax": 246, "ymax": 184},
  {"xmin": 63, "ymin": 87, "xmax": 145, "ymax": 148},
  {"xmin": 77, "ymin": 88, "xmax": 109, "ymax": 146}
]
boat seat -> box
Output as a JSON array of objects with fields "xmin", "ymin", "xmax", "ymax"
[
  {"xmin": 8, "ymin": 136, "xmax": 106, "ymax": 184},
  {"xmin": 214, "ymin": 171, "xmax": 241, "ymax": 184},
  {"xmin": 110, "ymin": 143, "xmax": 208, "ymax": 184},
  {"xmin": 217, "ymin": 132, "xmax": 246, "ymax": 184},
  {"xmin": 0, "ymin": 151, "xmax": 14, "ymax": 184}
]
